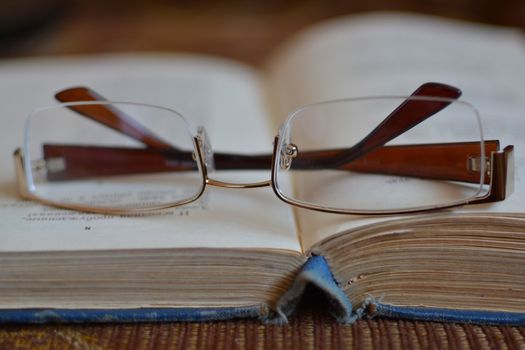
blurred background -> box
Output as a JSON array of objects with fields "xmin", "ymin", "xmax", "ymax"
[{"xmin": 1, "ymin": 0, "xmax": 525, "ymax": 66}]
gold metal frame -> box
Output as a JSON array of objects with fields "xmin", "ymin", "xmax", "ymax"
[
  {"xmin": 206, "ymin": 179, "xmax": 271, "ymax": 189},
  {"xmin": 14, "ymin": 135, "xmax": 273, "ymax": 215},
  {"xmin": 13, "ymin": 137, "xmax": 207, "ymax": 215},
  {"xmin": 14, "ymin": 134, "xmax": 514, "ymax": 215},
  {"xmin": 270, "ymin": 136, "xmax": 515, "ymax": 215}
]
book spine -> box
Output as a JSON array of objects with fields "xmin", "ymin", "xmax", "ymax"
[
  {"xmin": 0, "ymin": 305, "xmax": 264, "ymax": 324},
  {"xmin": 271, "ymin": 255, "xmax": 356, "ymax": 324},
  {"xmin": 370, "ymin": 302, "xmax": 525, "ymax": 326}
]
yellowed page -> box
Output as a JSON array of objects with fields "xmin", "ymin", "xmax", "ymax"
[
  {"xmin": 265, "ymin": 13, "xmax": 525, "ymax": 250},
  {"xmin": 0, "ymin": 54, "xmax": 300, "ymax": 252}
]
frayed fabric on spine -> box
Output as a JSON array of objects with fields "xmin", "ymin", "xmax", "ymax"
[{"xmin": 268, "ymin": 255, "xmax": 358, "ymax": 324}]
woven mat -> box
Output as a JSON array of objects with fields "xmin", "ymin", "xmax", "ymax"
[{"xmin": 1, "ymin": 310, "xmax": 524, "ymax": 350}]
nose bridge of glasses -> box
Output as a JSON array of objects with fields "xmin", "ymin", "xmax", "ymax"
[
  {"xmin": 206, "ymin": 178, "xmax": 272, "ymax": 189},
  {"xmin": 196, "ymin": 126, "xmax": 272, "ymax": 189}
]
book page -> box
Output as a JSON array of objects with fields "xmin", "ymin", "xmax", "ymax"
[
  {"xmin": 265, "ymin": 13, "xmax": 525, "ymax": 250},
  {"xmin": 0, "ymin": 54, "xmax": 301, "ymax": 252}
]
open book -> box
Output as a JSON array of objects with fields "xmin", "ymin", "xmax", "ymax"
[{"xmin": 1, "ymin": 13, "xmax": 524, "ymax": 324}]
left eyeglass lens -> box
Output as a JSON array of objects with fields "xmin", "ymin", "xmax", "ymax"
[
  {"xmin": 274, "ymin": 97, "xmax": 486, "ymax": 213},
  {"xmin": 24, "ymin": 102, "xmax": 204, "ymax": 210}
]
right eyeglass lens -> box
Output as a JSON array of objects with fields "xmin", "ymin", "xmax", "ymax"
[
  {"xmin": 24, "ymin": 102, "xmax": 204, "ymax": 211},
  {"xmin": 274, "ymin": 97, "xmax": 487, "ymax": 213}
]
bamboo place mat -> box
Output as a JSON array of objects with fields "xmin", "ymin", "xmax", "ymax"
[{"xmin": 1, "ymin": 311, "xmax": 525, "ymax": 350}]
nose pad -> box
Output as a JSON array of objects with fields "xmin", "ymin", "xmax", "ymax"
[
  {"xmin": 280, "ymin": 143, "xmax": 298, "ymax": 170},
  {"xmin": 197, "ymin": 126, "xmax": 215, "ymax": 172}
]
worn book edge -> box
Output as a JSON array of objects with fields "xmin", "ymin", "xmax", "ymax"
[
  {"xmin": 274, "ymin": 256, "xmax": 525, "ymax": 326},
  {"xmin": 2, "ymin": 255, "xmax": 524, "ymax": 325}
]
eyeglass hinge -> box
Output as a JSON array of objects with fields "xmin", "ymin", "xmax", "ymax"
[
  {"xmin": 469, "ymin": 145, "xmax": 514, "ymax": 205},
  {"xmin": 467, "ymin": 155, "xmax": 491, "ymax": 176}
]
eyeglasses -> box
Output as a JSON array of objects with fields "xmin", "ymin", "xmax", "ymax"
[{"xmin": 13, "ymin": 82, "xmax": 514, "ymax": 215}]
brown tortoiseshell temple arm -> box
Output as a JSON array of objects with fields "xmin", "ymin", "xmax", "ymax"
[
  {"xmin": 36, "ymin": 141, "xmax": 514, "ymax": 205},
  {"xmin": 296, "ymin": 83, "xmax": 461, "ymax": 169},
  {"xmin": 43, "ymin": 141, "xmax": 499, "ymax": 185},
  {"xmin": 55, "ymin": 87, "xmax": 174, "ymax": 150},
  {"xmin": 42, "ymin": 84, "xmax": 514, "ymax": 203},
  {"xmin": 48, "ymin": 83, "xmax": 478, "ymax": 180}
]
